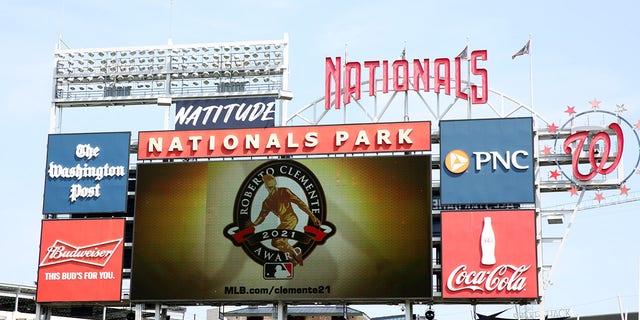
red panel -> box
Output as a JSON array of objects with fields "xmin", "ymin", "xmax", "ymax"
[
  {"xmin": 36, "ymin": 219, "xmax": 125, "ymax": 303},
  {"xmin": 441, "ymin": 210, "xmax": 538, "ymax": 299},
  {"xmin": 138, "ymin": 121, "xmax": 431, "ymax": 160}
]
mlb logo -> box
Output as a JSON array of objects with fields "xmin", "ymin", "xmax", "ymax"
[{"xmin": 263, "ymin": 263, "xmax": 293, "ymax": 279}]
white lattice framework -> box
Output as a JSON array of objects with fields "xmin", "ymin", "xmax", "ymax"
[{"xmin": 284, "ymin": 76, "xmax": 639, "ymax": 312}]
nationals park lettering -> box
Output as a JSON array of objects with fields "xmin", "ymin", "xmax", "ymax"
[
  {"xmin": 325, "ymin": 50, "xmax": 488, "ymax": 109},
  {"xmin": 138, "ymin": 121, "xmax": 431, "ymax": 160}
]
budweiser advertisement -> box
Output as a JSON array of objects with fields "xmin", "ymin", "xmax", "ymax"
[
  {"xmin": 138, "ymin": 121, "xmax": 431, "ymax": 160},
  {"xmin": 36, "ymin": 219, "xmax": 125, "ymax": 303},
  {"xmin": 441, "ymin": 210, "xmax": 538, "ymax": 300}
]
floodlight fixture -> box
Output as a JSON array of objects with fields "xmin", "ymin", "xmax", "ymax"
[
  {"xmin": 157, "ymin": 97, "xmax": 172, "ymax": 106},
  {"xmin": 52, "ymin": 34, "xmax": 290, "ymax": 107},
  {"xmin": 278, "ymin": 90, "xmax": 293, "ymax": 100},
  {"xmin": 546, "ymin": 215, "xmax": 564, "ymax": 225},
  {"xmin": 542, "ymin": 210, "xmax": 570, "ymax": 225}
]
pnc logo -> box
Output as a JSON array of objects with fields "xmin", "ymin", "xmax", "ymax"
[
  {"xmin": 444, "ymin": 149, "xmax": 470, "ymax": 174},
  {"xmin": 445, "ymin": 149, "xmax": 530, "ymax": 174}
]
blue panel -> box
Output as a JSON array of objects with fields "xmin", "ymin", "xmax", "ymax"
[
  {"xmin": 440, "ymin": 118, "xmax": 534, "ymax": 205},
  {"xmin": 175, "ymin": 97, "xmax": 276, "ymax": 130},
  {"xmin": 43, "ymin": 132, "xmax": 131, "ymax": 214}
]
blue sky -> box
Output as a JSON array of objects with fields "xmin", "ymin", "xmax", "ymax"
[{"xmin": 1, "ymin": 1, "xmax": 640, "ymax": 320}]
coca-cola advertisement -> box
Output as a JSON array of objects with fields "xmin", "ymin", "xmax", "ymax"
[
  {"xmin": 441, "ymin": 210, "xmax": 538, "ymax": 299},
  {"xmin": 36, "ymin": 219, "xmax": 125, "ymax": 303}
]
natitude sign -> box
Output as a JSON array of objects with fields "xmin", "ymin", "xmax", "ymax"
[{"xmin": 174, "ymin": 97, "xmax": 276, "ymax": 130}]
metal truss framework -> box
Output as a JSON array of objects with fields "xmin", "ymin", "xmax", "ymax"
[
  {"xmin": 285, "ymin": 77, "xmax": 638, "ymax": 312},
  {"xmin": 50, "ymin": 35, "xmax": 291, "ymax": 133},
  {"xmin": 43, "ymin": 36, "xmax": 640, "ymax": 320}
]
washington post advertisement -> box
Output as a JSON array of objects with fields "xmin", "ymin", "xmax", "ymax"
[
  {"xmin": 42, "ymin": 132, "xmax": 131, "ymax": 214},
  {"xmin": 130, "ymin": 156, "xmax": 432, "ymax": 302}
]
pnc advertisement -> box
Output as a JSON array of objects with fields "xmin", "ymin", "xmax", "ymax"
[
  {"xmin": 440, "ymin": 117, "xmax": 534, "ymax": 205},
  {"xmin": 441, "ymin": 210, "xmax": 538, "ymax": 300},
  {"xmin": 42, "ymin": 132, "xmax": 131, "ymax": 214},
  {"xmin": 36, "ymin": 218, "xmax": 125, "ymax": 303},
  {"xmin": 130, "ymin": 156, "xmax": 432, "ymax": 302}
]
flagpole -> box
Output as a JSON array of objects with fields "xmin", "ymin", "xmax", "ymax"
[
  {"xmin": 455, "ymin": 39, "xmax": 471, "ymax": 119},
  {"xmin": 529, "ymin": 34, "xmax": 534, "ymax": 116},
  {"xmin": 403, "ymin": 41, "xmax": 409, "ymax": 122},
  {"xmin": 344, "ymin": 42, "xmax": 348, "ymax": 123},
  {"xmin": 466, "ymin": 36, "xmax": 471, "ymax": 119},
  {"xmin": 512, "ymin": 35, "xmax": 542, "ymax": 320}
]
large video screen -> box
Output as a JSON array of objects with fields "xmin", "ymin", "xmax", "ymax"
[{"xmin": 131, "ymin": 156, "xmax": 432, "ymax": 302}]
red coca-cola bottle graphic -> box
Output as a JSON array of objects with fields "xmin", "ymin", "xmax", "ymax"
[{"xmin": 481, "ymin": 216, "xmax": 496, "ymax": 265}]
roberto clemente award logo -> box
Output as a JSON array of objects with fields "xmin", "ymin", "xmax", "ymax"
[{"xmin": 224, "ymin": 160, "xmax": 335, "ymax": 279}]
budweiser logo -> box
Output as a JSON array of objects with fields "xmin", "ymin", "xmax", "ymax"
[
  {"xmin": 39, "ymin": 238, "xmax": 122, "ymax": 267},
  {"xmin": 446, "ymin": 264, "xmax": 530, "ymax": 292}
]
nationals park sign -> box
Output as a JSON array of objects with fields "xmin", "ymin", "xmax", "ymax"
[{"xmin": 138, "ymin": 121, "xmax": 431, "ymax": 159}]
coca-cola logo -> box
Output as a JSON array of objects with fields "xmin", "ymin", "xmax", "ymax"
[
  {"xmin": 39, "ymin": 238, "xmax": 122, "ymax": 267},
  {"xmin": 442, "ymin": 210, "xmax": 537, "ymax": 299},
  {"xmin": 446, "ymin": 264, "xmax": 531, "ymax": 293}
]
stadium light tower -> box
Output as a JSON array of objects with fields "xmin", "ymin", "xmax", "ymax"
[{"xmin": 50, "ymin": 34, "xmax": 290, "ymax": 132}]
